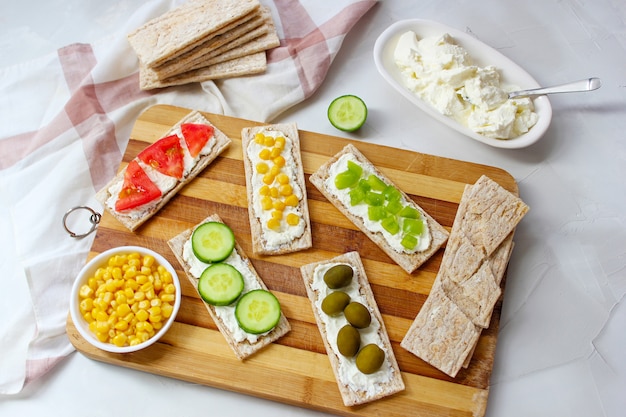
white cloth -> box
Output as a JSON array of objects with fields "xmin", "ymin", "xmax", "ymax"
[{"xmin": 0, "ymin": 0, "xmax": 376, "ymax": 394}]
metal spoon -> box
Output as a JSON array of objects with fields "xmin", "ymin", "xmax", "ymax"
[{"xmin": 508, "ymin": 77, "xmax": 601, "ymax": 99}]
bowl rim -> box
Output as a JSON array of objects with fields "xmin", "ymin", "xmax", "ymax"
[
  {"xmin": 69, "ymin": 245, "xmax": 181, "ymax": 353},
  {"xmin": 373, "ymin": 18, "xmax": 553, "ymax": 149}
]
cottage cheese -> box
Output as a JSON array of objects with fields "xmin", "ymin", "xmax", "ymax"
[{"xmin": 394, "ymin": 31, "xmax": 538, "ymax": 139}]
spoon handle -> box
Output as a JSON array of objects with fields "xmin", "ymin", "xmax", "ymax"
[{"xmin": 508, "ymin": 77, "xmax": 601, "ymax": 99}]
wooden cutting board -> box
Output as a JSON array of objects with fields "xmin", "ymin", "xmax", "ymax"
[{"xmin": 67, "ymin": 104, "xmax": 520, "ymax": 417}]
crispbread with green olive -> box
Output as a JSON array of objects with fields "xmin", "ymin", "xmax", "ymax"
[{"xmin": 300, "ymin": 251, "xmax": 405, "ymax": 406}]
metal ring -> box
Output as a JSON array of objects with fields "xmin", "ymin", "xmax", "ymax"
[{"xmin": 63, "ymin": 206, "xmax": 101, "ymax": 238}]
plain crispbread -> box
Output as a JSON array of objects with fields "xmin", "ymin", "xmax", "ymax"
[
  {"xmin": 167, "ymin": 213, "xmax": 290, "ymax": 360},
  {"xmin": 139, "ymin": 52, "xmax": 267, "ymax": 90},
  {"xmin": 95, "ymin": 111, "xmax": 231, "ymax": 231},
  {"xmin": 309, "ymin": 144, "xmax": 449, "ymax": 274},
  {"xmin": 127, "ymin": 0, "xmax": 261, "ymax": 68},
  {"xmin": 300, "ymin": 251, "xmax": 405, "ymax": 406},
  {"xmin": 151, "ymin": 6, "xmax": 275, "ymax": 79},
  {"xmin": 241, "ymin": 123, "xmax": 312, "ymax": 255},
  {"xmin": 401, "ymin": 175, "xmax": 529, "ymax": 377}
]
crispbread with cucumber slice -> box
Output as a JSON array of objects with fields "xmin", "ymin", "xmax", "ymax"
[
  {"xmin": 300, "ymin": 251, "xmax": 405, "ymax": 406},
  {"xmin": 309, "ymin": 144, "xmax": 449, "ymax": 274},
  {"xmin": 167, "ymin": 213, "xmax": 290, "ymax": 360}
]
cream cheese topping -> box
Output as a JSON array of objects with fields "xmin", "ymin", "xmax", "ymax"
[
  {"xmin": 311, "ymin": 262, "xmax": 394, "ymax": 394},
  {"xmin": 394, "ymin": 30, "xmax": 538, "ymax": 139},
  {"xmin": 325, "ymin": 153, "xmax": 431, "ymax": 253}
]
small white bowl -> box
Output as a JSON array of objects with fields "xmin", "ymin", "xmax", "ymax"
[
  {"xmin": 373, "ymin": 19, "xmax": 552, "ymax": 149},
  {"xmin": 69, "ymin": 246, "xmax": 181, "ymax": 353}
]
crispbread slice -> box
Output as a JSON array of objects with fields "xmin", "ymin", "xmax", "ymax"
[
  {"xmin": 127, "ymin": 0, "xmax": 261, "ymax": 68},
  {"xmin": 309, "ymin": 144, "xmax": 449, "ymax": 274},
  {"xmin": 400, "ymin": 284, "xmax": 480, "ymax": 378},
  {"xmin": 459, "ymin": 175, "xmax": 529, "ymax": 256},
  {"xmin": 139, "ymin": 52, "xmax": 267, "ymax": 90},
  {"xmin": 241, "ymin": 123, "xmax": 312, "ymax": 255},
  {"xmin": 300, "ymin": 251, "xmax": 405, "ymax": 406},
  {"xmin": 167, "ymin": 214, "xmax": 291, "ymax": 360},
  {"xmin": 152, "ymin": 6, "xmax": 274, "ymax": 79},
  {"xmin": 95, "ymin": 111, "xmax": 231, "ymax": 231}
]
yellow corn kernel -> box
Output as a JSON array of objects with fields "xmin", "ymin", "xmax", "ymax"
[
  {"xmin": 79, "ymin": 298, "xmax": 94, "ymax": 313},
  {"xmin": 79, "ymin": 285, "xmax": 93, "ymax": 298},
  {"xmin": 138, "ymin": 300, "xmax": 150, "ymax": 310},
  {"xmin": 125, "ymin": 278, "xmax": 139, "ymax": 290},
  {"xmin": 142, "ymin": 255, "xmax": 155, "ymax": 268},
  {"xmin": 112, "ymin": 333, "xmax": 127, "ymax": 347},
  {"xmin": 116, "ymin": 303, "xmax": 131, "ymax": 317},
  {"xmin": 111, "ymin": 267, "xmax": 123, "ymax": 281},
  {"xmin": 279, "ymin": 184, "xmax": 293, "ymax": 196},
  {"xmin": 133, "ymin": 291, "xmax": 146, "ymax": 302},
  {"xmin": 150, "ymin": 298, "xmax": 162, "ymax": 307},
  {"xmin": 161, "ymin": 303, "xmax": 173, "ymax": 318},
  {"xmin": 96, "ymin": 331, "xmax": 109, "ymax": 343},
  {"xmin": 83, "ymin": 312, "xmax": 93, "ymax": 323},
  {"xmin": 161, "ymin": 293, "xmax": 175, "ymax": 303},
  {"xmin": 259, "ymin": 185, "xmax": 270, "ymax": 196},
  {"xmin": 158, "ymin": 265, "xmax": 170, "ymax": 278},
  {"xmin": 254, "ymin": 132, "xmax": 265, "ymax": 144},
  {"xmin": 262, "ymin": 173, "xmax": 275, "ymax": 185},
  {"xmin": 164, "ymin": 283, "xmax": 176, "ymax": 295},
  {"xmin": 270, "ymin": 147, "xmax": 282, "ymax": 158},
  {"xmin": 267, "ymin": 218, "xmax": 281, "ymax": 230},
  {"xmin": 274, "ymin": 136, "xmax": 285, "ymax": 149},
  {"xmin": 273, "ymin": 155, "xmax": 285, "ymax": 167},
  {"xmin": 136, "ymin": 309, "xmax": 149, "ymax": 322},
  {"xmin": 140, "ymin": 282, "xmax": 153, "ymax": 293},
  {"xmin": 276, "ymin": 173, "xmax": 289, "ymax": 184},
  {"xmin": 269, "ymin": 187, "xmax": 279, "ymax": 198},
  {"xmin": 256, "ymin": 162, "xmax": 269, "ymax": 174},
  {"xmin": 145, "ymin": 288, "xmax": 156, "ymax": 301},
  {"xmin": 94, "ymin": 267, "xmax": 106, "ymax": 281},
  {"xmin": 271, "ymin": 210, "xmax": 283, "ymax": 220},
  {"xmin": 273, "ymin": 200, "xmax": 285, "ymax": 211},
  {"xmin": 129, "ymin": 337, "xmax": 141, "ymax": 346},
  {"xmin": 152, "ymin": 321, "xmax": 163, "ymax": 330},
  {"xmin": 136, "ymin": 274, "xmax": 148, "ymax": 285},
  {"xmin": 261, "ymin": 196, "xmax": 273, "ymax": 211},
  {"xmin": 95, "ymin": 310, "xmax": 108, "ymax": 322},
  {"xmin": 123, "ymin": 266, "xmax": 137, "ymax": 279},
  {"xmin": 95, "ymin": 321, "xmax": 110, "ymax": 334},
  {"xmin": 286, "ymin": 213, "xmax": 301, "ymax": 226},
  {"xmin": 284, "ymin": 194, "xmax": 299, "ymax": 207},
  {"xmin": 258, "ymin": 148, "xmax": 271, "ymax": 160},
  {"xmin": 270, "ymin": 164, "xmax": 281, "ymax": 176},
  {"xmin": 263, "ymin": 135, "xmax": 275, "ymax": 147}
]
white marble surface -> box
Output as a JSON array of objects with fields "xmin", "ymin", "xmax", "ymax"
[{"xmin": 1, "ymin": 0, "xmax": 625, "ymax": 416}]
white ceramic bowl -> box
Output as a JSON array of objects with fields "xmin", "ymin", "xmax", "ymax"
[
  {"xmin": 373, "ymin": 19, "xmax": 552, "ymax": 149},
  {"xmin": 69, "ymin": 246, "xmax": 181, "ymax": 353}
]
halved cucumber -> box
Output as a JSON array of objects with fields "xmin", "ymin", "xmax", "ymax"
[
  {"xmin": 235, "ymin": 289, "xmax": 281, "ymax": 334},
  {"xmin": 191, "ymin": 221, "xmax": 235, "ymax": 263},
  {"xmin": 198, "ymin": 263, "xmax": 244, "ymax": 306},
  {"xmin": 328, "ymin": 95, "xmax": 368, "ymax": 132}
]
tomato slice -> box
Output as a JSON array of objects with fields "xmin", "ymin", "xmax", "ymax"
[
  {"xmin": 138, "ymin": 134, "xmax": 185, "ymax": 179},
  {"xmin": 115, "ymin": 160, "xmax": 162, "ymax": 212},
  {"xmin": 181, "ymin": 123, "xmax": 213, "ymax": 158}
]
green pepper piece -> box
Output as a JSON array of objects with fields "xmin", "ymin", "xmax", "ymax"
[
  {"xmin": 398, "ymin": 205, "xmax": 420, "ymax": 219},
  {"xmin": 349, "ymin": 187, "xmax": 366, "ymax": 206},
  {"xmin": 368, "ymin": 206, "xmax": 387, "ymax": 221},
  {"xmin": 401, "ymin": 234, "xmax": 418, "ymax": 250},
  {"xmin": 366, "ymin": 174, "xmax": 387, "ymax": 192},
  {"xmin": 402, "ymin": 218, "xmax": 424, "ymax": 235},
  {"xmin": 381, "ymin": 216, "xmax": 400, "ymax": 235},
  {"xmin": 364, "ymin": 191, "xmax": 384, "ymax": 206}
]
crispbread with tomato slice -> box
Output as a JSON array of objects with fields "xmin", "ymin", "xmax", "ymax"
[{"xmin": 96, "ymin": 111, "xmax": 231, "ymax": 231}]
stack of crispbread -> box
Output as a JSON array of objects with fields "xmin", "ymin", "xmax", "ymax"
[
  {"xmin": 401, "ymin": 175, "xmax": 529, "ymax": 377},
  {"xmin": 127, "ymin": 0, "xmax": 280, "ymax": 90}
]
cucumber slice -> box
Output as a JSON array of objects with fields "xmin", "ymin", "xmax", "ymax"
[
  {"xmin": 327, "ymin": 95, "xmax": 368, "ymax": 132},
  {"xmin": 198, "ymin": 263, "xmax": 245, "ymax": 306},
  {"xmin": 235, "ymin": 289, "xmax": 281, "ymax": 334},
  {"xmin": 191, "ymin": 222, "xmax": 235, "ymax": 263}
]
